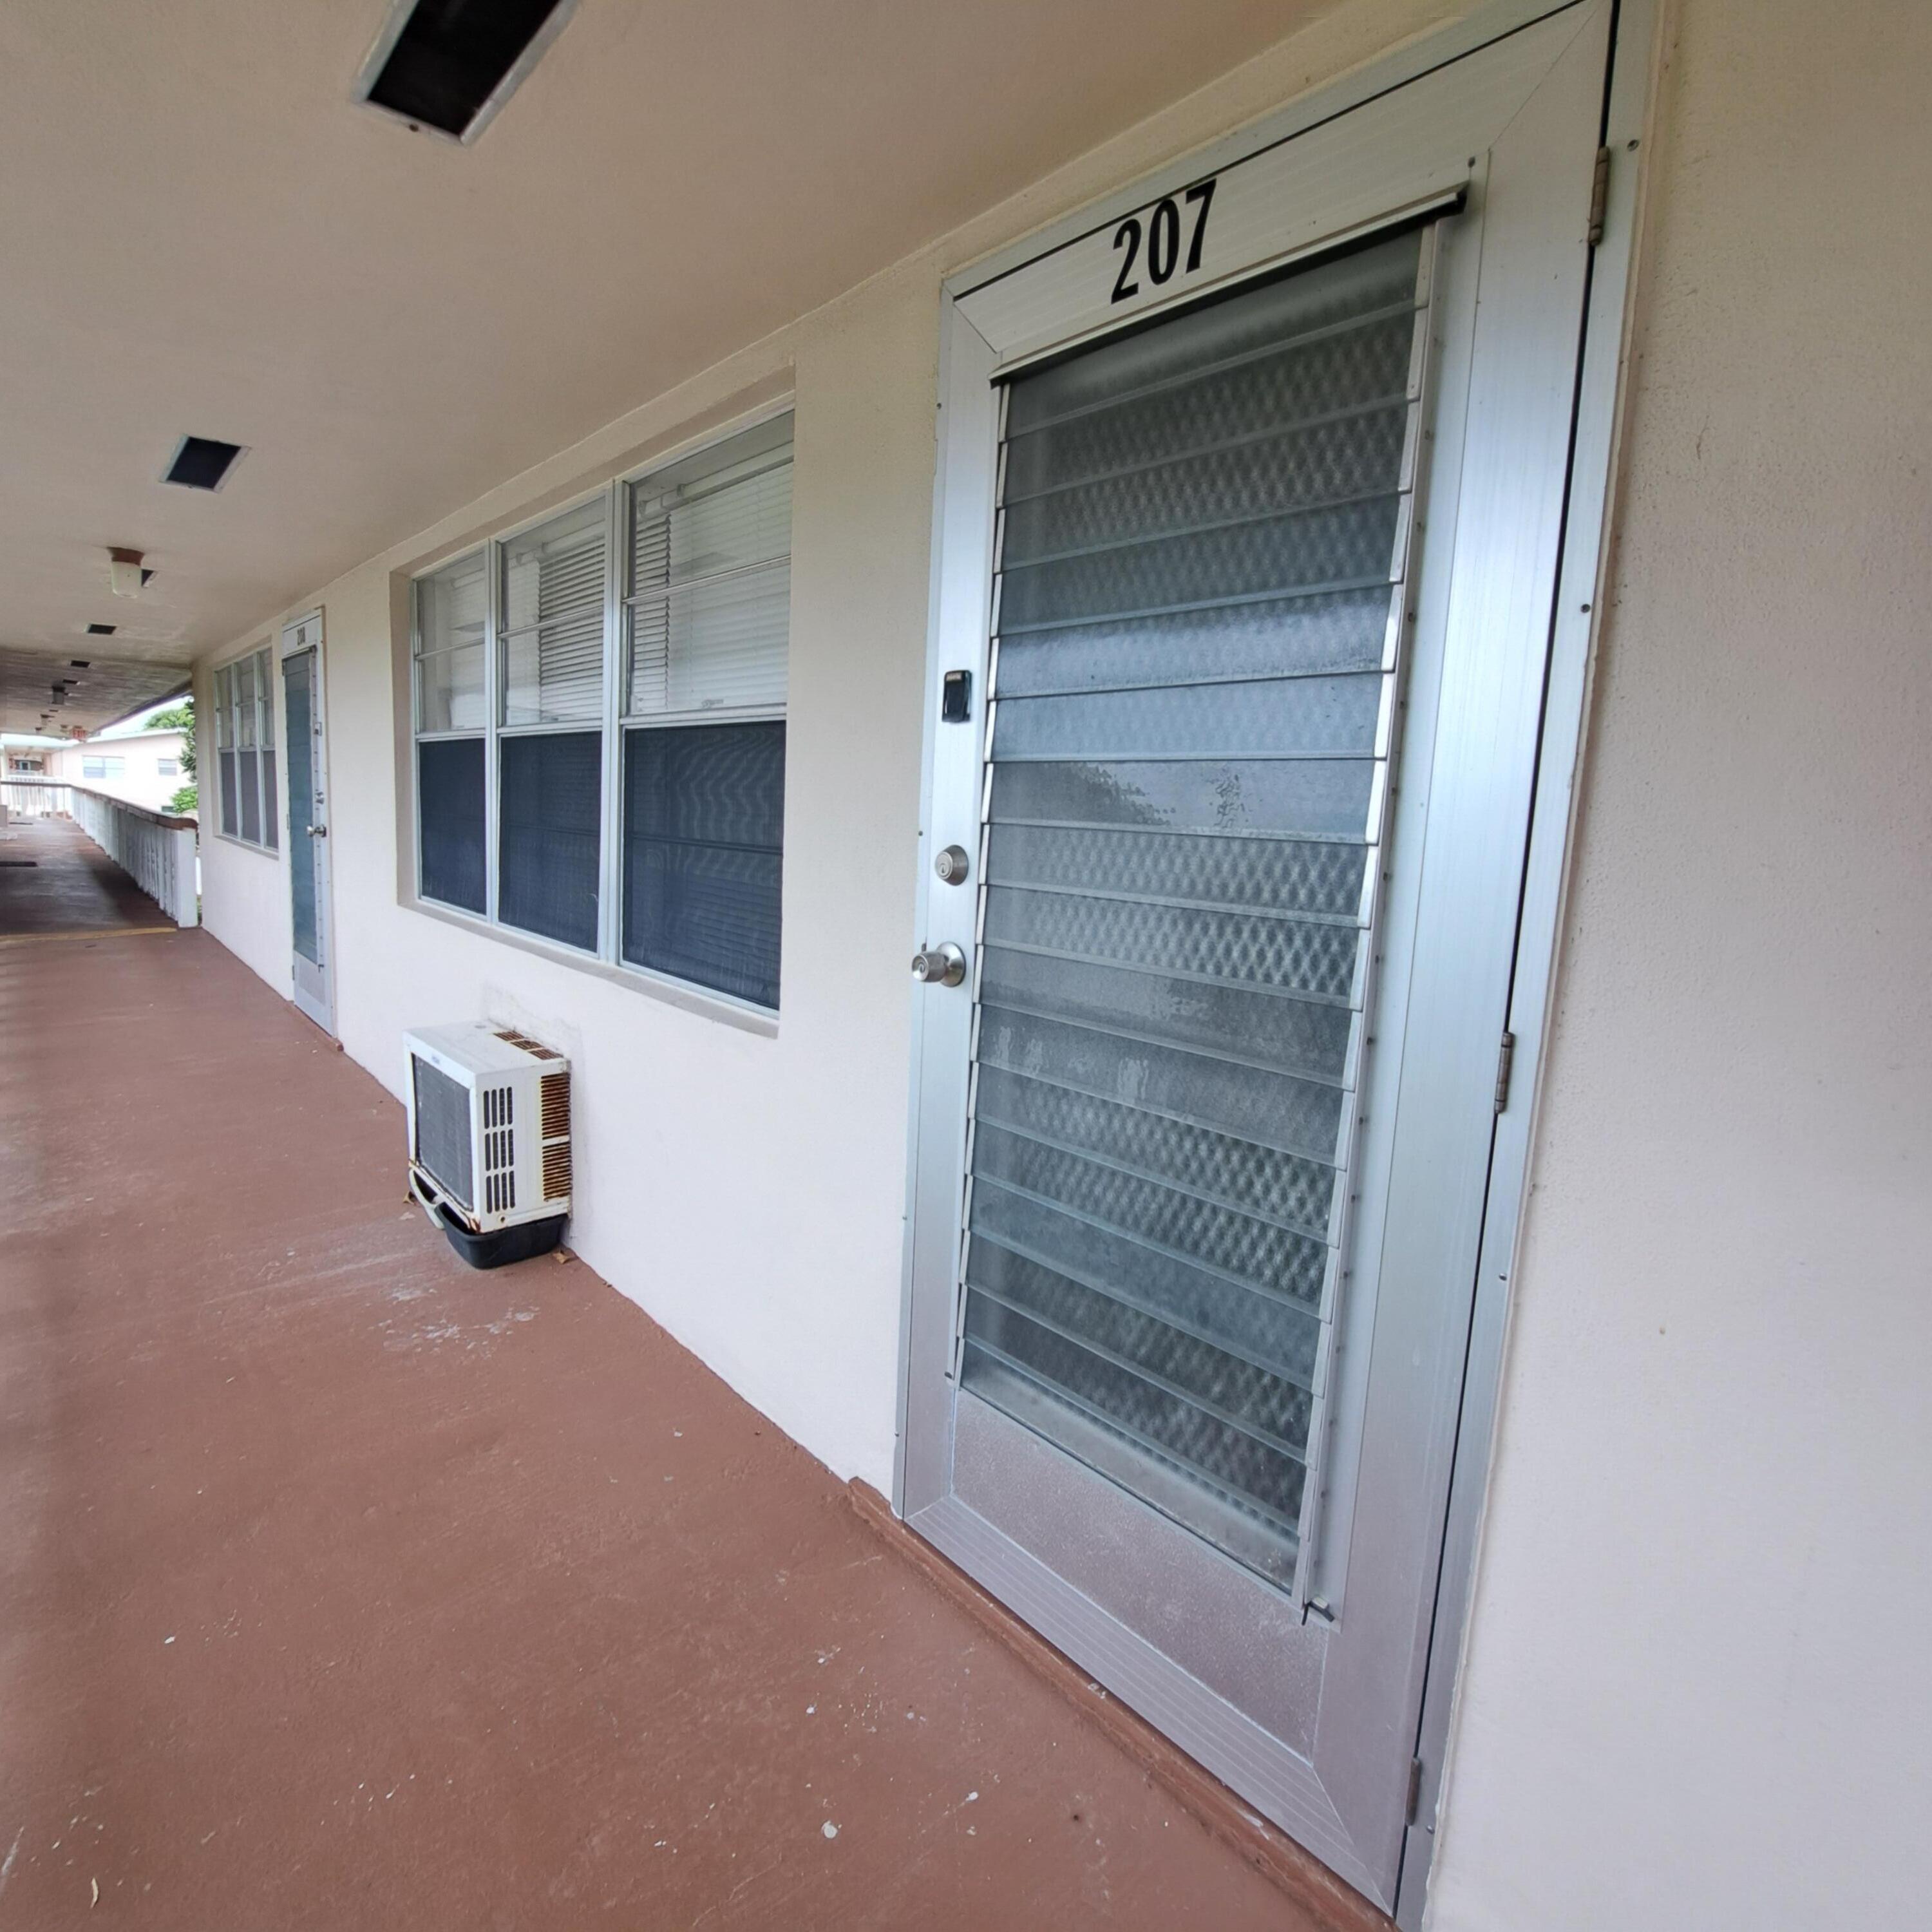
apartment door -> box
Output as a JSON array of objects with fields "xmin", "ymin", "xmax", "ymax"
[
  {"xmin": 281, "ymin": 611, "xmax": 334, "ymax": 1032},
  {"xmin": 900, "ymin": 3, "xmax": 1618, "ymax": 1915}
]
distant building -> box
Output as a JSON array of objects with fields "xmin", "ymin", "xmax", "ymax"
[{"xmin": 43, "ymin": 724, "xmax": 191, "ymax": 815}]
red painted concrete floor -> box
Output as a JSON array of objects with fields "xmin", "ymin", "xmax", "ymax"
[
  {"xmin": 0, "ymin": 813, "xmax": 172, "ymax": 937},
  {"xmin": 0, "ymin": 916, "xmax": 1316, "ymax": 1927}
]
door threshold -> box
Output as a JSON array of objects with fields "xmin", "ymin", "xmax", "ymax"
[{"xmin": 846, "ymin": 1481, "xmax": 1392, "ymax": 1932}]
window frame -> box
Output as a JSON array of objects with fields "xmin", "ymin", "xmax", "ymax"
[
  {"xmin": 209, "ymin": 641, "xmax": 279, "ymax": 853},
  {"xmin": 408, "ymin": 408, "xmax": 793, "ymax": 1014}
]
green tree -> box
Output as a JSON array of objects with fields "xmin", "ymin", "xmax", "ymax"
[{"xmin": 148, "ymin": 700, "xmax": 198, "ymax": 816}]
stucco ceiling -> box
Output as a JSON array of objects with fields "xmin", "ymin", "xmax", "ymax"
[{"xmin": 0, "ymin": 0, "xmax": 1321, "ymax": 731}]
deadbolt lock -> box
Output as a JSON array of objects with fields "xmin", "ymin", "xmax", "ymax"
[
  {"xmin": 934, "ymin": 844, "xmax": 971, "ymax": 886},
  {"xmin": 910, "ymin": 942, "xmax": 967, "ymax": 987}
]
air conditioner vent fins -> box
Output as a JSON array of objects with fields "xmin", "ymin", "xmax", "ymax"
[
  {"xmin": 481, "ymin": 1083, "xmax": 516, "ymax": 1213},
  {"xmin": 540, "ymin": 1070, "xmax": 570, "ymax": 1139},
  {"xmin": 496, "ymin": 1028, "xmax": 563, "ymax": 1061}
]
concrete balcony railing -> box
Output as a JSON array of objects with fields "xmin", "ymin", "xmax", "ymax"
[{"xmin": 1, "ymin": 777, "xmax": 200, "ymax": 928}]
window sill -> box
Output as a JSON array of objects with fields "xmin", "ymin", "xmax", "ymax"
[
  {"xmin": 211, "ymin": 829, "xmax": 281, "ymax": 858},
  {"xmin": 403, "ymin": 894, "xmax": 780, "ymax": 1038}
]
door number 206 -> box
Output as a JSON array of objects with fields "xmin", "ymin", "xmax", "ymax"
[{"xmin": 1112, "ymin": 178, "xmax": 1217, "ymax": 303}]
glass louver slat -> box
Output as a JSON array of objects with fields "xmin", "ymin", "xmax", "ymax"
[{"xmin": 960, "ymin": 225, "xmax": 1435, "ymax": 1591}]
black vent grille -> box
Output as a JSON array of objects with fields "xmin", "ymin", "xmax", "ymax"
[
  {"xmin": 164, "ymin": 437, "xmax": 245, "ymax": 491},
  {"xmin": 360, "ymin": 0, "xmax": 574, "ymax": 140}
]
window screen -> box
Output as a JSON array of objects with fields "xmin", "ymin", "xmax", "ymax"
[
  {"xmin": 498, "ymin": 730, "xmax": 601, "ymax": 951},
  {"xmin": 415, "ymin": 551, "xmax": 489, "ymax": 911},
  {"xmin": 218, "ymin": 645, "xmax": 276, "ymax": 849},
  {"xmin": 215, "ymin": 666, "xmax": 238, "ymax": 835},
  {"xmin": 258, "ymin": 646, "xmax": 278, "ymax": 853},
  {"xmin": 418, "ymin": 737, "xmax": 488, "ymax": 913},
  {"xmin": 623, "ymin": 721, "xmax": 784, "ymax": 1007},
  {"xmin": 620, "ymin": 418, "xmax": 791, "ymax": 1007}
]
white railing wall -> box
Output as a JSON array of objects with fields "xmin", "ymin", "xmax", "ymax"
[
  {"xmin": 1, "ymin": 779, "xmax": 71, "ymax": 819},
  {"xmin": 4, "ymin": 779, "xmax": 199, "ymax": 929}
]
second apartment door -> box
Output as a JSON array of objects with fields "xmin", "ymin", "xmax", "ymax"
[{"xmin": 281, "ymin": 611, "xmax": 333, "ymax": 1032}]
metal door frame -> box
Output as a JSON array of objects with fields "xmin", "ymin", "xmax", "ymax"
[
  {"xmin": 281, "ymin": 609, "xmax": 336, "ymax": 1034},
  {"xmin": 894, "ymin": 0, "xmax": 1657, "ymax": 1918}
]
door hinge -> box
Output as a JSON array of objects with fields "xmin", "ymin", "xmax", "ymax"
[
  {"xmin": 1406, "ymin": 1756, "xmax": 1425, "ymax": 1826},
  {"xmin": 1586, "ymin": 146, "xmax": 1612, "ymax": 245},
  {"xmin": 1493, "ymin": 1029, "xmax": 1516, "ymax": 1114}
]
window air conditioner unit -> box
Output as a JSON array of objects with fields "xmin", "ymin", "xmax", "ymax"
[{"xmin": 404, "ymin": 1023, "xmax": 572, "ymax": 1269}]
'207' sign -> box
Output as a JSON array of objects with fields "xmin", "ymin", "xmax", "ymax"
[{"xmin": 1111, "ymin": 178, "xmax": 1217, "ymax": 303}]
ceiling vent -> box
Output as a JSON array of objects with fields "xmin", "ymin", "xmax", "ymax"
[
  {"xmin": 354, "ymin": 0, "xmax": 578, "ymax": 143},
  {"xmin": 162, "ymin": 437, "xmax": 245, "ymax": 491},
  {"xmin": 85, "ymin": 624, "xmax": 116, "ymax": 636}
]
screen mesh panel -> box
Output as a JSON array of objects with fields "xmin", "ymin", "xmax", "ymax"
[
  {"xmin": 418, "ymin": 736, "xmax": 487, "ymax": 913},
  {"xmin": 218, "ymin": 748, "xmax": 238, "ymax": 837},
  {"xmin": 412, "ymin": 1055, "xmax": 473, "ymax": 1209},
  {"xmin": 960, "ymin": 228, "xmax": 1434, "ymax": 1590},
  {"xmin": 238, "ymin": 748, "xmax": 261, "ymax": 844},
  {"xmin": 498, "ymin": 730, "xmax": 601, "ymax": 950},
  {"xmin": 622, "ymin": 721, "xmax": 784, "ymax": 1007}
]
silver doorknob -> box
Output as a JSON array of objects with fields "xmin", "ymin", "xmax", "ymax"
[{"xmin": 911, "ymin": 942, "xmax": 967, "ymax": 987}]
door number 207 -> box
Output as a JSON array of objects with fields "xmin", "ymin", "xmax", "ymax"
[{"xmin": 1112, "ymin": 179, "xmax": 1217, "ymax": 303}]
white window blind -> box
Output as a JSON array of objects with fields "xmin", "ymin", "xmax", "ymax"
[
  {"xmin": 502, "ymin": 498, "xmax": 607, "ymax": 726},
  {"xmin": 627, "ymin": 439, "xmax": 791, "ymax": 719}
]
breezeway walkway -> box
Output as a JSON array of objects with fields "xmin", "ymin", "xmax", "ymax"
[
  {"xmin": 0, "ymin": 908, "xmax": 1327, "ymax": 1928},
  {"xmin": 0, "ymin": 811, "xmax": 173, "ymax": 939}
]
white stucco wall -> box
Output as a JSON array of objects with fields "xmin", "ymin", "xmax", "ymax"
[
  {"xmin": 1426, "ymin": 1, "xmax": 1932, "ymax": 1926},
  {"xmin": 189, "ymin": 0, "xmax": 1929, "ymax": 1925}
]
